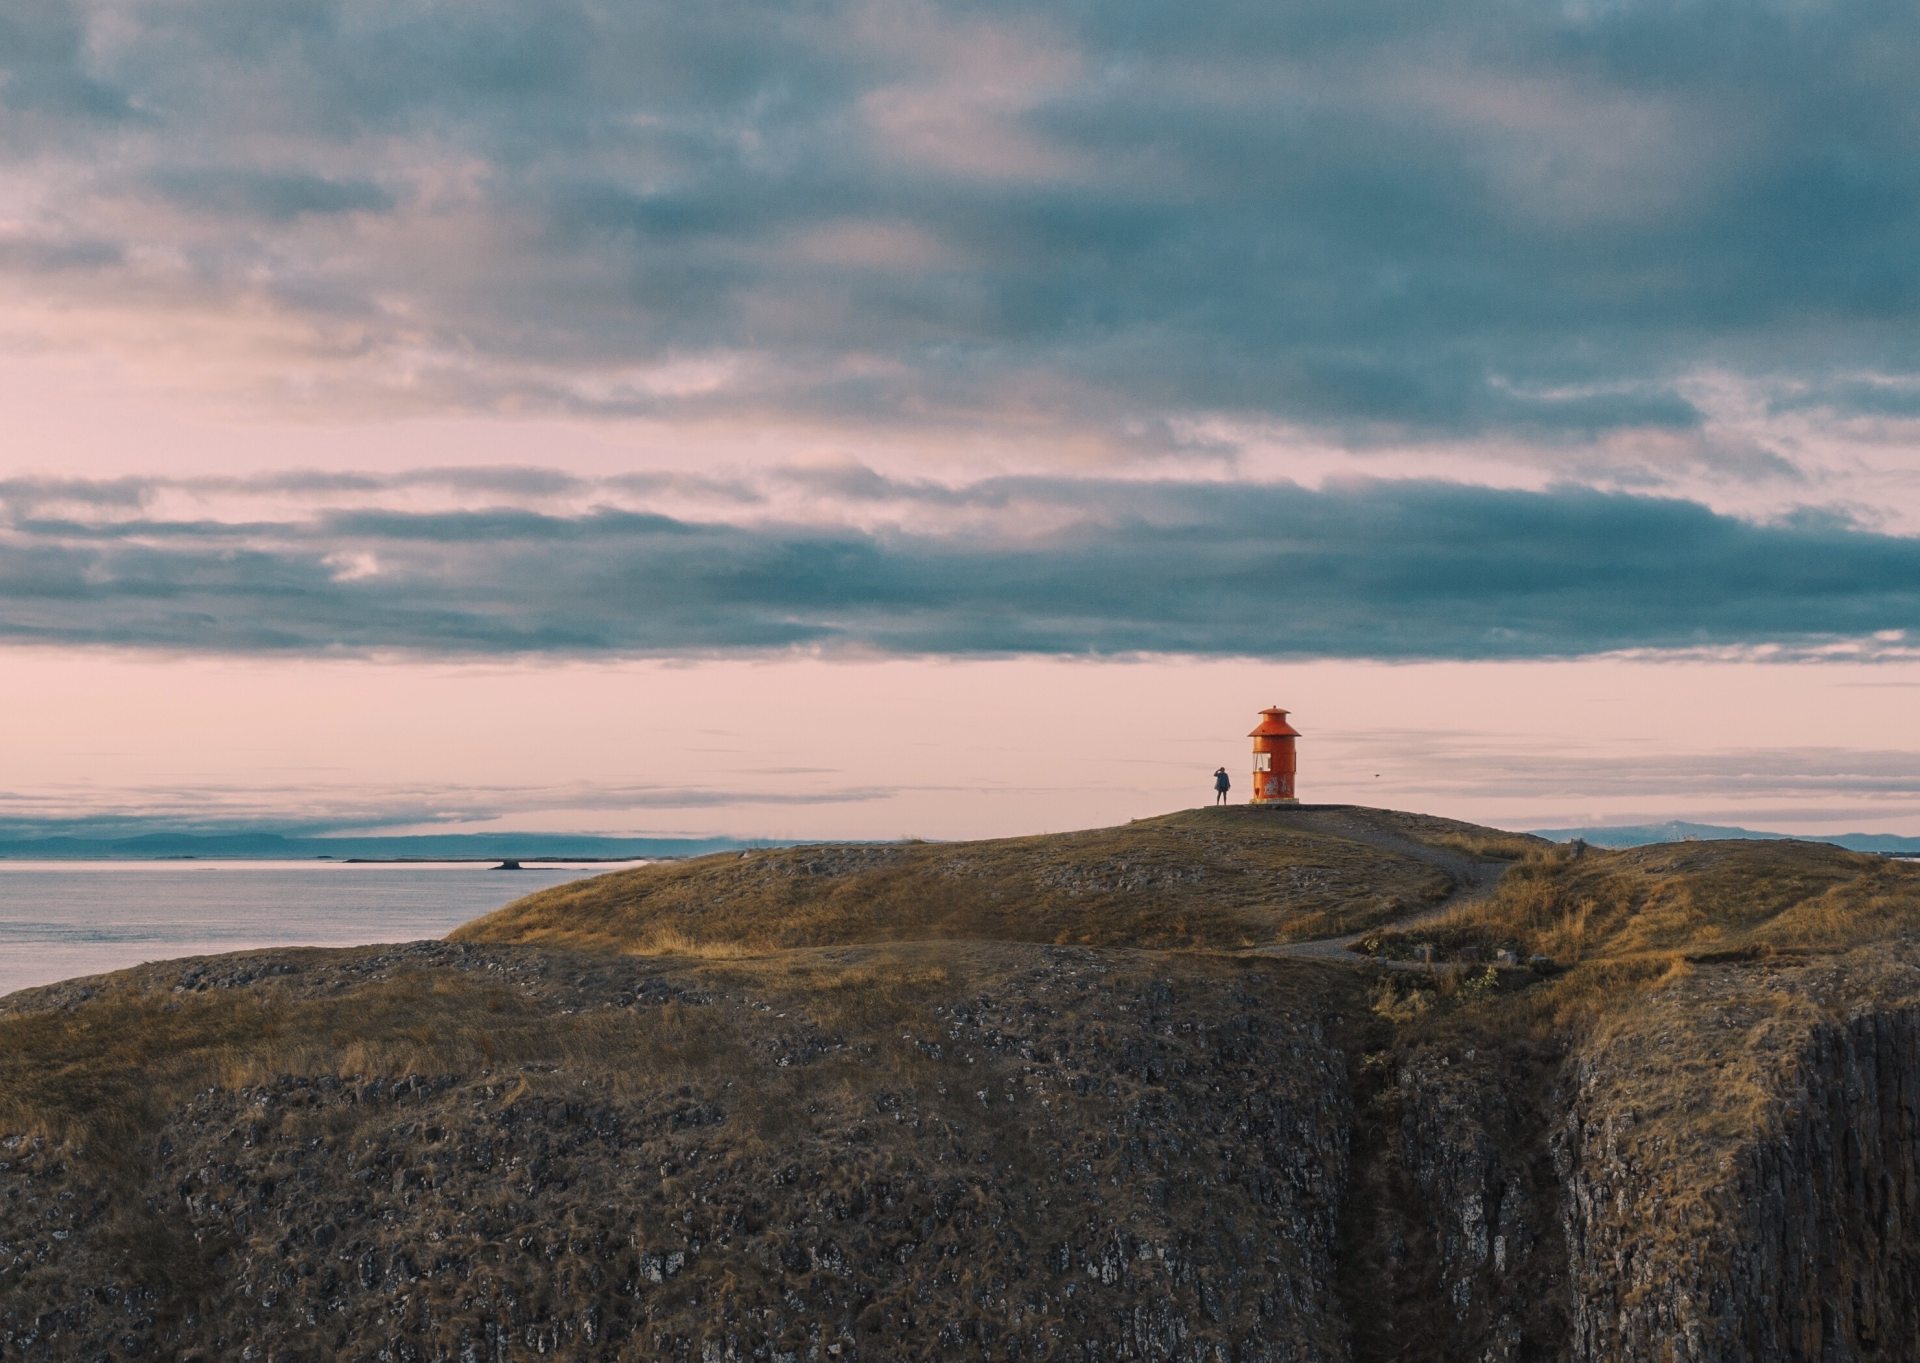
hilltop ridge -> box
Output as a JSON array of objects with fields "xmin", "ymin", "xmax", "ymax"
[{"xmin": 452, "ymin": 804, "xmax": 1535, "ymax": 956}]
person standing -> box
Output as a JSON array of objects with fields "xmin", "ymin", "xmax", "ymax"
[{"xmin": 1213, "ymin": 767, "xmax": 1231, "ymax": 805}]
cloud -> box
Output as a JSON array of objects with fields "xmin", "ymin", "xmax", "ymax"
[
  {"xmin": 0, "ymin": 0, "xmax": 139, "ymax": 129},
  {"xmin": 1, "ymin": 0, "xmax": 1917, "ymax": 475},
  {"xmin": 1326, "ymin": 730, "xmax": 1920, "ymax": 830},
  {"xmin": 141, "ymin": 167, "xmax": 394, "ymax": 221},
  {"xmin": 1338, "ymin": 732, "xmax": 1920, "ymax": 801},
  {"xmin": 0, "ymin": 470, "xmax": 1916, "ymax": 661},
  {"xmin": 0, "ymin": 778, "xmax": 894, "ymax": 839},
  {"xmin": 0, "ymin": 234, "xmax": 124, "ymax": 272}
]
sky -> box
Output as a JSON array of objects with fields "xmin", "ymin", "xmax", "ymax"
[{"xmin": 2, "ymin": 0, "xmax": 1918, "ymax": 842}]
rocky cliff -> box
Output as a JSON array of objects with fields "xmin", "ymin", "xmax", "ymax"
[
  {"xmin": 0, "ymin": 941, "xmax": 1356, "ymax": 1361},
  {"xmin": 1559, "ymin": 955, "xmax": 1920, "ymax": 1363},
  {"xmin": 5, "ymin": 808, "xmax": 1920, "ymax": 1362}
]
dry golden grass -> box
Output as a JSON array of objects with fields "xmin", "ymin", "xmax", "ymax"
[
  {"xmin": 1272, "ymin": 894, "xmax": 1445, "ymax": 943},
  {"xmin": 0, "ymin": 966, "xmax": 754, "ymax": 1157},
  {"xmin": 0, "ymin": 934, "xmax": 1362, "ymax": 1361},
  {"xmin": 1348, "ymin": 843, "xmax": 1920, "ymax": 1122},
  {"xmin": 1348, "ymin": 841, "xmax": 1920, "ymax": 1203},
  {"xmin": 718, "ymin": 950, "xmax": 958, "ymax": 1032},
  {"xmin": 1373, "ymin": 840, "xmax": 1920, "ymax": 972},
  {"xmin": 1422, "ymin": 829, "xmax": 1544, "ymax": 860},
  {"xmin": 1353, "ymin": 839, "xmax": 1920, "ymax": 1239},
  {"xmin": 0, "ymin": 936, "xmax": 1333, "ymax": 1206},
  {"xmin": 454, "ymin": 806, "xmax": 1465, "ymax": 956}
]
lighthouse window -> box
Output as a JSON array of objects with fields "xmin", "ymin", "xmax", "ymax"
[{"xmin": 1253, "ymin": 753, "xmax": 1272, "ymax": 772}]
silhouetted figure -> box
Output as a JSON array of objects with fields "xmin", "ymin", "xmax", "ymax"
[{"xmin": 1213, "ymin": 767, "xmax": 1231, "ymax": 805}]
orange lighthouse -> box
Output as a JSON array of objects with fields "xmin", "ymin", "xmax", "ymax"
[{"xmin": 1248, "ymin": 706, "xmax": 1301, "ymax": 803}]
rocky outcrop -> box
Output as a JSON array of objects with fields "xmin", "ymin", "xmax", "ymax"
[
  {"xmin": 19, "ymin": 945, "xmax": 1920, "ymax": 1363},
  {"xmin": 0, "ymin": 942, "xmax": 1356, "ymax": 1362},
  {"xmin": 1562, "ymin": 973, "xmax": 1920, "ymax": 1363},
  {"xmin": 1341, "ymin": 1039, "xmax": 1565, "ymax": 1363},
  {"xmin": 1335, "ymin": 955, "xmax": 1920, "ymax": 1363}
]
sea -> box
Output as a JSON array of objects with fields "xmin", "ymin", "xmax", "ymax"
[{"xmin": 0, "ymin": 860, "xmax": 644, "ymax": 999}]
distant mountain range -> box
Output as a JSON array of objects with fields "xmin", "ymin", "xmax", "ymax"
[
  {"xmin": 0, "ymin": 831, "xmax": 764, "ymax": 861},
  {"xmin": 8, "ymin": 819, "xmax": 1916, "ymax": 861},
  {"xmin": 1529, "ymin": 820, "xmax": 1920, "ymax": 855}
]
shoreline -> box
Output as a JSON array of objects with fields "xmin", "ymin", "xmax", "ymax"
[{"xmin": 0, "ymin": 854, "xmax": 662, "ymax": 865}]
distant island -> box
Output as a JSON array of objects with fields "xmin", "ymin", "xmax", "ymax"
[
  {"xmin": 1531, "ymin": 818, "xmax": 1920, "ymax": 854},
  {"xmin": 0, "ymin": 830, "xmax": 764, "ymax": 861}
]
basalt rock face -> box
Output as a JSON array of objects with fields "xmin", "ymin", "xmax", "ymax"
[
  {"xmin": 1330, "ymin": 955, "xmax": 1920, "ymax": 1363},
  {"xmin": 0, "ymin": 942, "xmax": 1356, "ymax": 1362},
  {"xmin": 1560, "ymin": 961, "xmax": 1920, "ymax": 1363},
  {"xmin": 15, "ymin": 947, "xmax": 1920, "ymax": 1363},
  {"xmin": 1340, "ymin": 1039, "xmax": 1567, "ymax": 1363}
]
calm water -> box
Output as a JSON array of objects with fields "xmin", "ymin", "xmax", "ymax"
[{"xmin": 0, "ymin": 860, "xmax": 643, "ymax": 998}]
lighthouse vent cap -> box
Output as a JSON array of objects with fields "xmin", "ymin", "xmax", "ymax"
[{"xmin": 1248, "ymin": 707, "xmax": 1302, "ymax": 738}]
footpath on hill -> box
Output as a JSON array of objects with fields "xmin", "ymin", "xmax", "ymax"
[{"xmin": 1248, "ymin": 806, "xmax": 1511, "ymax": 965}]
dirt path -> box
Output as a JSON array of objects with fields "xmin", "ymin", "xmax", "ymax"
[{"xmin": 1247, "ymin": 808, "xmax": 1510, "ymax": 967}]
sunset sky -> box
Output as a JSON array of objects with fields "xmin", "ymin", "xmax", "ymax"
[{"xmin": 3, "ymin": 0, "xmax": 1918, "ymax": 842}]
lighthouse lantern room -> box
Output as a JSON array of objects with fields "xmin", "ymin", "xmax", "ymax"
[{"xmin": 1248, "ymin": 706, "xmax": 1301, "ymax": 804}]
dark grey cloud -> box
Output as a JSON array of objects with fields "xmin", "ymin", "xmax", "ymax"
[
  {"xmin": 1340, "ymin": 733, "xmax": 1920, "ymax": 830},
  {"xmin": 0, "ymin": 0, "xmax": 139, "ymax": 129},
  {"xmin": 4, "ymin": 0, "xmax": 1919, "ymax": 466},
  {"xmin": 0, "ymin": 234, "xmax": 124, "ymax": 272},
  {"xmin": 0, "ymin": 467, "xmax": 756, "ymax": 517},
  {"xmin": 1773, "ymin": 379, "xmax": 1920, "ymax": 421},
  {"xmin": 0, "ymin": 777, "xmax": 891, "ymax": 840},
  {"xmin": 0, "ymin": 472, "xmax": 1915, "ymax": 660},
  {"xmin": 142, "ymin": 167, "xmax": 394, "ymax": 220},
  {"xmin": 1342, "ymin": 734, "xmax": 1920, "ymax": 801}
]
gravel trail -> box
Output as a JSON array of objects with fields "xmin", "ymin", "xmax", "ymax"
[{"xmin": 1244, "ymin": 807, "xmax": 1511, "ymax": 967}]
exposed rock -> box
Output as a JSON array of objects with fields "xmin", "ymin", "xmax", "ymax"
[
  {"xmin": 1560, "ymin": 954, "xmax": 1920, "ymax": 1363},
  {"xmin": 0, "ymin": 943, "xmax": 1355, "ymax": 1362}
]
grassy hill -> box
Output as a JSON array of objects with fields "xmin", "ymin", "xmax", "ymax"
[
  {"xmin": 1361, "ymin": 836, "xmax": 1920, "ymax": 967},
  {"xmin": 7, "ymin": 805, "xmax": 1920, "ymax": 1362},
  {"xmin": 452, "ymin": 804, "xmax": 1534, "ymax": 954}
]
